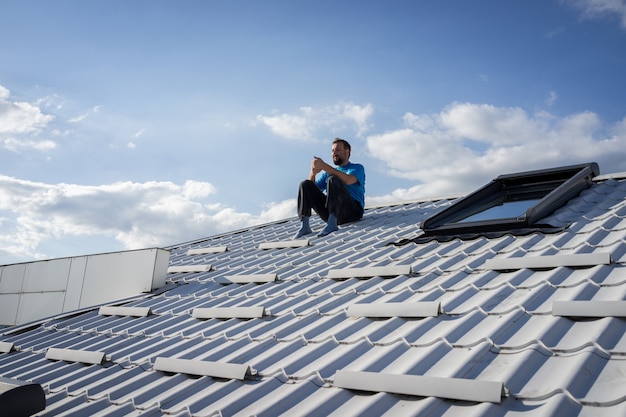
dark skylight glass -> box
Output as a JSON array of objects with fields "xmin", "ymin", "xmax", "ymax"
[{"xmin": 420, "ymin": 163, "xmax": 600, "ymax": 237}]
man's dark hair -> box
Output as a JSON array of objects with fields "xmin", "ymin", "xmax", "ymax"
[{"xmin": 333, "ymin": 137, "xmax": 351, "ymax": 152}]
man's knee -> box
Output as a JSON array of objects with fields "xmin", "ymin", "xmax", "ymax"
[
  {"xmin": 299, "ymin": 179, "xmax": 317, "ymax": 192},
  {"xmin": 326, "ymin": 175, "xmax": 343, "ymax": 190}
]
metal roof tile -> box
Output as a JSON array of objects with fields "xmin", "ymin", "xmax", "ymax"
[{"xmin": 4, "ymin": 176, "xmax": 626, "ymax": 415}]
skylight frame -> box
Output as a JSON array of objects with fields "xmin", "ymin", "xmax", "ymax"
[{"xmin": 421, "ymin": 163, "xmax": 599, "ymax": 236}]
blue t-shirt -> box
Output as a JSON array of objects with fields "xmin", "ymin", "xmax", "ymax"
[{"xmin": 316, "ymin": 162, "xmax": 366, "ymax": 210}]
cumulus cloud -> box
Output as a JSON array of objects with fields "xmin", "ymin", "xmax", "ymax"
[
  {"xmin": 256, "ymin": 102, "xmax": 374, "ymax": 141},
  {"xmin": 366, "ymin": 102, "xmax": 626, "ymax": 202},
  {"xmin": 569, "ymin": 0, "xmax": 626, "ymax": 29},
  {"xmin": 0, "ymin": 85, "xmax": 57, "ymax": 151},
  {"xmin": 68, "ymin": 104, "xmax": 101, "ymax": 123},
  {"xmin": 0, "ymin": 176, "xmax": 294, "ymax": 262}
]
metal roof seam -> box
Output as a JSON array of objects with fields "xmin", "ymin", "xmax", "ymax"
[{"xmin": 512, "ymin": 387, "xmax": 595, "ymax": 404}]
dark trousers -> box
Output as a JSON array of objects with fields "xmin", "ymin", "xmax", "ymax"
[{"xmin": 297, "ymin": 176, "xmax": 363, "ymax": 225}]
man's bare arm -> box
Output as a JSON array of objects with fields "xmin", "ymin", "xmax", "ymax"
[{"xmin": 312, "ymin": 157, "xmax": 357, "ymax": 185}]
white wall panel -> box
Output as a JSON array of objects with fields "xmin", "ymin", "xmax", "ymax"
[
  {"xmin": 22, "ymin": 258, "xmax": 71, "ymax": 292},
  {"xmin": 16, "ymin": 292, "xmax": 66, "ymax": 325},
  {"xmin": 0, "ymin": 248, "xmax": 170, "ymax": 326},
  {"xmin": 63, "ymin": 256, "xmax": 88, "ymax": 312},
  {"xmin": 0, "ymin": 264, "xmax": 26, "ymax": 293},
  {"xmin": 79, "ymin": 249, "xmax": 168, "ymax": 308},
  {"xmin": 0, "ymin": 294, "xmax": 20, "ymax": 325}
]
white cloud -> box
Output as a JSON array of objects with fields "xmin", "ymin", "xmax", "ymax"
[
  {"xmin": 1, "ymin": 137, "xmax": 57, "ymax": 152},
  {"xmin": 546, "ymin": 91, "xmax": 558, "ymax": 107},
  {"xmin": 0, "ymin": 175, "xmax": 293, "ymax": 262},
  {"xmin": 68, "ymin": 105, "xmax": 102, "ymax": 123},
  {"xmin": 0, "ymin": 85, "xmax": 56, "ymax": 152},
  {"xmin": 256, "ymin": 101, "xmax": 374, "ymax": 141},
  {"xmin": 134, "ymin": 127, "xmax": 146, "ymax": 138},
  {"xmin": 569, "ymin": 0, "xmax": 626, "ymax": 29},
  {"xmin": 366, "ymin": 102, "xmax": 626, "ymax": 201},
  {"xmin": 256, "ymin": 111, "xmax": 312, "ymax": 140}
]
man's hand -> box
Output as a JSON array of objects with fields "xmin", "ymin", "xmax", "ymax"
[
  {"xmin": 311, "ymin": 156, "xmax": 327, "ymax": 173},
  {"xmin": 310, "ymin": 155, "xmax": 357, "ymax": 185}
]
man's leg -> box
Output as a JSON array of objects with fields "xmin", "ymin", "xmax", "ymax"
[
  {"xmin": 318, "ymin": 176, "xmax": 363, "ymax": 237},
  {"xmin": 294, "ymin": 180, "xmax": 328, "ymax": 238}
]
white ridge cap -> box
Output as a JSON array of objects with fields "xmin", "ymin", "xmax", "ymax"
[
  {"xmin": 192, "ymin": 306, "xmax": 265, "ymax": 319},
  {"xmin": 187, "ymin": 246, "xmax": 228, "ymax": 255},
  {"xmin": 328, "ymin": 265, "xmax": 412, "ymax": 280},
  {"xmin": 347, "ymin": 302, "xmax": 440, "ymax": 318},
  {"xmin": 98, "ymin": 306, "xmax": 152, "ymax": 317},
  {"xmin": 334, "ymin": 370, "xmax": 504, "ymax": 403},
  {"xmin": 46, "ymin": 348, "xmax": 106, "ymax": 365},
  {"xmin": 258, "ymin": 240, "xmax": 310, "ymax": 249},
  {"xmin": 0, "ymin": 341, "xmax": 14, "ymax": 353},
  {"xmin": 222, "ymin": 274, "xmax": 278, "ymax": 284},
  {"xmin": 483, "ymin": 252, "xmax": 611, "ymax": 270},
  {"xmin": 167, "ymin": 264, "xmax": 212, "ymax": 273},
  {"xmin": 153, "ymin": 357, "xmax": 253, "ymax": 380},
  {"xmin": 553, "ymin": 300, "xmax": 626, "ymax": 317}
]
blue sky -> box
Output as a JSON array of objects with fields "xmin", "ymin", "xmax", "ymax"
[{"xmin": 1, "ymin": 0, "xmax": 625, "ymax": 264}]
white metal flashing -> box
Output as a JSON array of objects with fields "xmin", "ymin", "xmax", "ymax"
[
  {"xmin": 98, "ymin": 306, "xmax": 152, "ymax": 317},
  {"xmin": 223, "ymin": 274, "xmax": 278, "ymax": 284},
  {"xmin": 187, "ymin": 246, "xmax": 228, "ymax": 255},
  {"xmin": 346, "ymin": 302, "xmax": 440, "ymax": 318},
  {"xmin": 153, "ymin": 357, "xmax": 252, "ymax": 380},
  {"xmin": 192, "ymin": 306, "xmax": 265, "ymax": 319},
  {"xmin": 483, "ymin": 252, "xmax": 611, "ymax": 271},
  {"xmin": 334, "ymin": 370, "xmax": 504, "ymax": 403},
  {"xmin": 552, "ymin": 300, "xmax": 626, "ymax": 317},
  {"xmin": 0, "ymin": 341, "xmax": 14, "ymax": 353},
  {"xmin": 46, "ymin": 347, "xmax": 106, "ymax": 365},
  {"xmin": 327, "ymin": 265, "xmax": 412, "ymax": 280},
  {"xmin": 593, "ymin": 172, "xmax": 626, "ymax": 181},
  {"xmin": 258, "ymin": 240, "xmax": 310, "ymax": 250},
  {"xmin": 167, "ymin": 264, "xmax": 212, "ymax": 273}
]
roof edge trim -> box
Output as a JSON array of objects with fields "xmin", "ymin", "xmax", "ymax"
[
  {"xmin": 553, "ymin": 300, "xmax": 626, "ymax": 317},
  {"xmin": 334, "ymin": 370, "xmax": 504, "ymax": 403},
  {"xmin": 346, "ymin": 302, "xmax": 440, "ymax": 318},
  {"xmin": 153, "ymin": 357, "xmax": 253, "ymax": 380}
]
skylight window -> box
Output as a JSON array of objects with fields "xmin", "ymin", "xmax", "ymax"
[{"xmin": 421, "ymin": 163, "xmax": 599, "ymax": 237}]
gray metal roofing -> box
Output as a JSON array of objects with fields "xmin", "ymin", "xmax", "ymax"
[{"xmin": 2, "ymin": 176, "xmax": 626, "ymax": 416}]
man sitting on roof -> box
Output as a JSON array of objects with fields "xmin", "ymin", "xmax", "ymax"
[{"xmin": 294, "ymin": 138, "xmax": 366, "ymax": 238}]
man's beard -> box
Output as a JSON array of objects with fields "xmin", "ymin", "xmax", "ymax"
[{"xmin": 333, "ymin": 156, "xmax": 344, "ymax": 165}]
